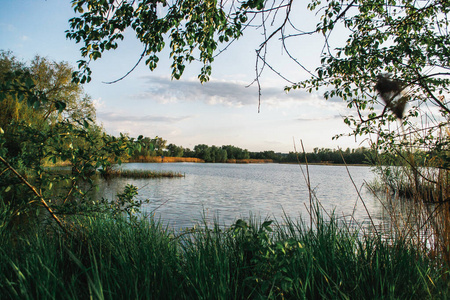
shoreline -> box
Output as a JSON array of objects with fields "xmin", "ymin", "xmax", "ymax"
[
  {"xmin": 46, "ymin": 157, "xmax": 370, "ymax": 167},
  {"xmin": 128, "ymin": 156, "xmax": 369, "ymax": 166}
]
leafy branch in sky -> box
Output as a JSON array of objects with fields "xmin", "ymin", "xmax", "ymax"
[
  {"xmin": 67, "ymin": 0, "xmax": 450, "ymax": 164},
  {"xmin": 66, "ymin": 0, "xmax": 264, "ymax": 84},
  {"xmin": 293, "ymin": 0, "xmax": 450, "ymax": 155}
]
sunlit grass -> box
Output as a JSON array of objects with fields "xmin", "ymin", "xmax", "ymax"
[{"xmin": 129, "ymin": 156, "xmax": 205, "ymax": 163}]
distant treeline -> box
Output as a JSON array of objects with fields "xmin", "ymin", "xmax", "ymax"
[
  {"xmin": 129, "ymin": 137, "xmax": 373, "ymax": 164},
  {"xmin": 284, "ymin": 147, "xmax": 374, "ymax": 164},
  {"xmin": 251, "ymin": 147, "xmax": 372, "ymax": 164}
]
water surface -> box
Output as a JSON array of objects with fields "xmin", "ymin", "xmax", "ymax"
[{"xmin": 96, "ymin": 163, "xmax": 384, "ymax": 229}]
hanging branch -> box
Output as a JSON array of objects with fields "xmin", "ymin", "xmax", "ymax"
[
  {"xmin": 103, "ymin": 45, "xmax": 148, "ymax": 84},
  {"xmin": 249, "ymin": 0, "xmax": 294, "ymax": 112}
]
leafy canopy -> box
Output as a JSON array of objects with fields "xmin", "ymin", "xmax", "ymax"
[
  {"xmin": 66, "ymin": 0, "xmax": 260, "ymax": 84},
  {"xmin": 295, "ymin": 0, "xmax": 450, "ymax": 153},
  {"xmin": 66, "ymin": 0, "xmax": 450, "ymax": 155}
]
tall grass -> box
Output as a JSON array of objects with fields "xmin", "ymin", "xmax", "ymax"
[
  {"xmin": 1, "ymin": 208, "xmax": 448, "ymax": 299},
  {"xmin": 0, "ymin": 214, "xmax": 181, "ymax": 299}
]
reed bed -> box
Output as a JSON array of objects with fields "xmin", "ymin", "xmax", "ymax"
[
  {"xmin": 128, "ymin": 156, "xmax": 274, "ymax": 164},
  {"xmin": 128, "ymin": 156, "xmax": 205, "ymax": 163},
  {"xmin": 368, "ymin": 158, "xmax": 450, "ymax": 266},
  {"xmin": 0, "ymin": 209, "xmax": 448, "ymax": 299},
  {"xmin": 104, "ymin": 169, "xmax": 185, "ymax": 179},
  {"xmin": 226, "ymin": 158, "xmax": 273, "ymax": 164}
]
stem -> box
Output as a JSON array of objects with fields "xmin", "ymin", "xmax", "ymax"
[
  {"xmin": 339, "ymin": 149, "xmax": 378, "ymax": 236},
  {"xmin": 0, "ymin": 155, "xmax": 67, "ymax": 233}
]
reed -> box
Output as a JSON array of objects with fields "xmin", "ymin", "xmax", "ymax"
[
  {"xmin": 103, "ymin": 169, "xmax": 185, "ymax": 179},
  {"xmin": 0, "ymin": 209, "xmax": 448, "ymax": 299}
]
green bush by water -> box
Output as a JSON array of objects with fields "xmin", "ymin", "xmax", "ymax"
[{"xmin": 1, "ymin": 210, "xmax": 448, "ymax": 299}]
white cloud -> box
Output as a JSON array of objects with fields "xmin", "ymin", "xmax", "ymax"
[
  {"xmin": 96, "ymin": 111, "xmax": 194, "ymax": 139},
  {"xmin": 131, "ymin": 75, "xmax": 316, "ymax": 108},
  {"xmin": 97, "ymin": 111, "xmax": 191, "ymax": 123},
  {"xmin": 295, "ymin": 114, "xmax": 343, "ymax": 122}
]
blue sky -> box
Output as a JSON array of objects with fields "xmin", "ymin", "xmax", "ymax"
[{"xmin": 0, "ymin": 0, "xmax": 369, "ymax": 153}]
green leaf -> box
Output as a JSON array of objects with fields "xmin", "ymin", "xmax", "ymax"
[{"xmin": 55, "ymin": 101, "xmax": 67, "ymax": 113}]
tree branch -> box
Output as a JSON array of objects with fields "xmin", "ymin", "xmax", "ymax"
[
  {"xmin": 416, "ymin": 72, "xmax": 450, "ymax": 115},
  {"xmin": 103, "ymin": 45, "xmax": 148, "ymax": 84},
  {"xmin": 0, "ymin": 155, "xmax": 67, "ymax": 233}
]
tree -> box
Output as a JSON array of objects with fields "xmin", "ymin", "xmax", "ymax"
[
  {"xmin": 29, "ymin": 56, "xmax": 95, "ymax": 123},
  {"xmin": 209, "ymin": 145, "xmax": 228, "ymax": 163},
  {"xmin": 131, "ymin": 136, "xmax": 155, "ymax": 157},
  {"xmin": 152, "ymin": 136, "xmax": 167, "ymax": 156},
  {"xmin": 194, "ymin": 144, "xmax": 211, "ymax": 161},
  {"xmin": 183, "ymin": 147, "xmax": 195, "ymax": 158},
  {"xmin": 166, "ymin": 143, "xmax": 184, "ymax": 157},
  {"xmin": 0, "ymin": 52, "xmax": 44, "ymax": 131},
  {"xmin": 0, "ymin": 51, "xmax": 99, "ymax": 163},
  {"xmin": 0, "ymin": 52, "xmax": 142, "ymax": 230},
  {"xmin": 222, "ymin": 145, "xmax": 250, "ymax": 160},
  {"xmin": 0, "ymin": 51, "xmax": 95, "ymax": 128}
]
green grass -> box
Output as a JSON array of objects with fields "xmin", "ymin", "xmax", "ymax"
[{"xmin": 1, "ymin": 209, "xmax": 448, "ymax": 299}]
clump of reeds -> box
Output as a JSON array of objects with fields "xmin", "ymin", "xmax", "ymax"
[{"xmin": 102, "ymin": 169, "xmax": 185, "ymax": 179}]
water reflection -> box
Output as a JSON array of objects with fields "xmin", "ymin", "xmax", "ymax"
[{"xmin": 93, "ymin": 163, "xmax": 393, "ymax": 229}]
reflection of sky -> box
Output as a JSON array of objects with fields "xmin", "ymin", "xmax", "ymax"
[
  {"xmin": 0, "ymin": 0, "xmax": 370, "ymax": 152},
  {"xmin": 95, "ymin": 163, "xmax": 380, "ymax": 230}
]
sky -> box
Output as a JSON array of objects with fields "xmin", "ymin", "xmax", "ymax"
[{"xmin": 0, "ymin": 0, "xmax": 370, "ymax": 153}]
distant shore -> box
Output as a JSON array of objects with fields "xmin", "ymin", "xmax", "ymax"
[
  {"xmin": 127, "ymin": 156, "xmax": 274, "ymax": 164},
  {"xmin": 47, "ymin": 156, "xmax": 369, "ymax": 166},
  {"xmin": 127, "ymin": 157, "xmax": 370, "ymax": 165}
]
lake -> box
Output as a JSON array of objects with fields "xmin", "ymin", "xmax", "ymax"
[{"xmin": 95, "ymin": 163, "xmax": 387, "ymax": 229}]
